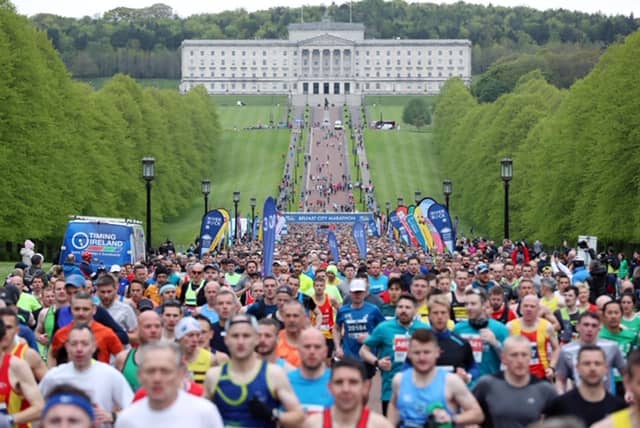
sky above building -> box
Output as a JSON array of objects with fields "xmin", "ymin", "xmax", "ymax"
[{"xmin": 11, "ymin": 0, "xmax": 640, "ymax": 19}]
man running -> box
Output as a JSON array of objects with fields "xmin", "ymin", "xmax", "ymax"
[
  {"xmin": 205, "ymin": 314, "xmax": 304, "ymax": 427},
  {"xmin": 288, "ymin": 328, "xmax": 333, "ymax": 414},
  {"xmin": 175, "ymin": 316, "xmax": 226, "ymax": 385},
  {"xmin": 303, "ymin": 357, "xmax": 392, "ymax": 428},
  {"xmin": 115, "ymin": 310, "xmax": 162, "ymax": 392},
  {"xmin": 359, "ymin": 293, "xmax": 428, "ymax": 415},
  {"xmin": 387, "ymin": 329, "xmax": 484, "ymax": 427},
  {"xmin": 256, "ymin": 318, "xmax": 293, "ymax": 370},
  {"xmin": 116, "ymin": 342, "xmax": 224, "ymax": 428},
  {"xmin": 544, "ymin": 344, "xmax": 625, "ymax": 426},
  {"xmin": 593, "ymin": 349, "xmax": 640, "ymax": 427},
  {"xmin": 473, "ymin": 335, "xmax": 556, "ymax": 427}
]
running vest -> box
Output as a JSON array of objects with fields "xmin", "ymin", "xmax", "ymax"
[
  {"xmin": 0, "ymin": 352, "xmax": 29, "ymax": 428},
  {"xmin": 397, "ymin": 367, "xmax": 452, "ymax": 427},
  {"xmin": 450, "ymin": 292, "xmax": 468, "ymax": 322},
  {"xmin": 212, "ymin": 360, "xmax": 280, "ymax": 428},
  {"xmin": 322, "ymin": 406, "xmax": 370, "ymax": 428},
  {"xmin": 184, "ymin": 280, "xmax": 205, "ymax": 307},
  {"xmin": 317, "ymin": 294, "xmax": 334, "ymax": 339},
  {"xmin": 541, "ymin": 294, "xmax": 559, "ymax": 312},
  {"xmin": 187, "ymin": 348, "xmax": 212, "ymax": 384},
  {"xmin": 121, "ymin": 348, "xmax": 141, "ymax": 392},
  {"xmin": 611, "ymin": 408, "xmax": 632, "ymax": 428},
  {"xmin": 199, "ymin": 305, "xmax": 219, "ymax": 325},
  {"xmin": 557, "ymin": 307, "xmax": 583, "ymax": 343},
  {"xmin": 510, "ymin": 318, "xmax": 551, "ymax": 379}
]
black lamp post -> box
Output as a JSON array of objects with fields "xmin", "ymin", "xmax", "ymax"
[
  {"xmin": 501, "ymin": 158, "xmax": 513, "ymax": 240},
  {"xmin": 414, "ymin": 191, "xmax": 422, "ymax": 205},
  {"xmin": 250, "ymin": 197, "xmax": 256, "ymax": 242},
  {"xmin": 142, "ymin": 157, "xmax": 155, "ymax": 256},
  {"xmin": 443, "ymin": 179, "xmax": 452, "ymax": 211},
  {"xmin": 233, "ymin": 191, "xmax": 240, "ymax": 243},
  {"xmin": 397, "ymin": 197, "xmax": 404, "ymax": 207},
  {"xmin": 201, "ymin": 179, "xmax": 211, "ymax": 215},
  {"xmin": 385, "ymin": 201, "xmax": 391, "ymax": 230}
]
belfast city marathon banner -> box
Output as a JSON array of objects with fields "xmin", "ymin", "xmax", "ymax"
[{"xmin": 283, "ymin": 212, "xmax": 379, "ymax": 236}]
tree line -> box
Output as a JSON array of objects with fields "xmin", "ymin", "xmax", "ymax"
[
  {"xmin": 432, "ymin": 30, "xmax": 640, "ymax": 245},
  {"xmin": 21, "ymin": 1, "xmax": 638, "ymax": 79},
  {"xmin": 0, "ymin": 4, "xmax": 221, "ymax": 248}
]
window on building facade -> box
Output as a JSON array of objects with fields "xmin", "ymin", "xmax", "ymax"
[
  {"xmin": 190, "ymin": 51, "xmax": 194, "ymax": 56},
  {"xmin": 232, "ymin": 51, "xmax": 235, "ymax": 56},
  {"xmin": 263, "ymin": 51, "xmax": 266, "ymax": 56},
  {"xmin": 221, "ymin": 51, "xmax": 225, "ymax": 56},
  {"xmin": 210, "ymin": 83, "xmax": 214, "ymax": 89},
  {"xmin": 200, "ymin": 51, "xmax": 204, "ymax": 56}
]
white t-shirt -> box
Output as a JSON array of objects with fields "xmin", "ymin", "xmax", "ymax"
[
  {"xmin": 115, "ymin": 390, "xmax": 224, "ymax": 428},
  {"xmin": 40, "ymin": 360, "xmax": 133, "ymax": 427}
]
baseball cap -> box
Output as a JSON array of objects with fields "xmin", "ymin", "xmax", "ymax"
[
  {"xmin": 65, "ymin": 274, "xmax": 86, "ymax": 288},
  {"xmin": 109, "ymin": 264, "xmax": 121, "ymax": 273},
  {"xmin": 175, "ymin": 317, "xmax": 201, "ymax": 340},
  {"xmin": 476, "ymin": 263, "xmax": 490, "ymax": 274},
  {"xmin": 350, "ymin": 279, "xmax": 367, "ymax": 292},
  {"xmin": 0, "ymin": 288, "xmax": 18, "ymax": 306},
  {"xmin": 137, "ymin": 299, "xmax": 154, "ymax": 312}
]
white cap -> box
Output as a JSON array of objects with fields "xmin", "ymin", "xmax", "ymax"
[
  {"xmin": 175, "ymin": 317, "xmax": 201, "ymax": 340},
  {"xmin": 350, "ymin": 279, "xmax": 367, "ymax": 292},
  {"xmin": 109, "ymin": 264, "xmax": 121, "ymax": 273}
]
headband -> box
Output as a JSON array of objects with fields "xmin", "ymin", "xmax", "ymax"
[{"xmin": 43, "ymin": 393, "xmax": 95, "ymax": 421}]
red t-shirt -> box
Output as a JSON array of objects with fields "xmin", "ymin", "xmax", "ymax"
[
  {"xmin": 133, "ymin": 381, "xmax": 204, "ymax": 402},
  {"xmin": 491, "ymin": 306, "xmax": 517, "ymax": 323},
  {"xmin": 51, "ymin": 321, "xmax": 123, "ymax": 363}
]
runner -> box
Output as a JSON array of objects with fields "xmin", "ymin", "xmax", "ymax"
[
  {"xmin": 211, "ymin": 288, "xmax": 239, "ymax": 355},
  {"xmin": 333, "ymin": 279, "xmax": 384, "ymax": 379},
  {"xmin": 95, "ymin": 274, "xmax": 138, "ymax": 344},
  {"xmin": 0, "ymin": 308, "xmax": 47, "ymax": 382},
  {"xmin": 472, "ymin": 335, "xmax": 557, "ymax": 427},
  {"xmin": 48, "ymin": 292, "xmax": 123, "ymax": 366},
  {"xmin": 544, "ymin": 344, "xmax": 626, "ymax": 426},
  {"xmin": 115, "ymin": 310, "xmax": 163, "ymax": 392},
  {"xmin": 303, "ymin": 357, "xmax": 393, "ymax": 428},
  {"xmin": 453, "ymin": 288, "xmax": 509, "ymax": 380},
  {"xmin": 256, "ymin": 318, "xmax": 293, "ymax": 370},
  {"xmin": 311, "ymin": 273, "xmax": 340, "ymax": 358},
  {"xmin": 115, "ymin": 342, "xmax": 224, "ymax": 428},
  {"xmin": 288, "ymin": 328, "xmax": 333, "ymax": 414},
  {"xmin": 593, "ymin": 349, "xmax": 640, "ymax": 427},
  {"xmin": 0, "ymin": 318, "xmax": 43, "ymax": 427},
  {"xmin": 40, "ymin": 384, "xmax": 95, "ymax": 428},
  {"xmin": 175, "ymin": 316, "xmax": 226, "ymax": 384},
  {"xmin": 359, "ymin": 293, "xmax": 428, "ymax": 415},
  {"xmin": 193, "ymin": 281, "xmax": 220, "ymax": 325},
  {"xmin": 40, "ymin": 324, "xmax": 133, "ymax": 427},
  {"xmin": 276, "ymin": 300, "xmax": 305, "ymax": 368},
  {"xmin": 160, "ymin": 300, "xmax": 182, "ymax": 341},
  {"xmin": 205, "ymin": 314, "xmax": 304, "ymax": 427},
  {"xmin": 507, "ymin": 294, "xmax": 559, "ymax": 380},
  {"xmin": 387, "ymin": 329, "xmax": 484, "ymax": 427},
  {"xmin": 554, "ymin": 311, "xmax": 626, "ymax": 395}
]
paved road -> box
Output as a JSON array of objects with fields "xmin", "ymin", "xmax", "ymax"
[{"xmin": 302, "ymin": 107, "xmax": 354, "ymax": 212}]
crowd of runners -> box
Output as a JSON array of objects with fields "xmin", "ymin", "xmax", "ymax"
[{"xmin": 2, "ymin": 227, "xmax": 640, "ymax": 427}]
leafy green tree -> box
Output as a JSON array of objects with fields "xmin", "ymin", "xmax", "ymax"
[{"xmin": 402, "ymin": 98, "xmax": 431, "ymax": 129}]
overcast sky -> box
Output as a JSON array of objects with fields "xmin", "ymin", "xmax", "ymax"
[{"xmin": 11, "ymin": 0, "xmax": 640, "ymax": 18}]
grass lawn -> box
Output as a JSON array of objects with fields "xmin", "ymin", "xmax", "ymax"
[
  {"xmin": 365, "ymin": 127, "xmax": 442, "ymax": 208},
  {"xmin": 215, "ymin": 104, "xmax": 288, "ymax": 130},
  {"xmin": 156, "ymin": 129, "xmax": 289, "ymax": 247}
]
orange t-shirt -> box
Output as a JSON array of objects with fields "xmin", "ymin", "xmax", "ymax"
[
  {"xmin": 51, "ymin": 322, "xmax": 123, "ymax": 363},
  {"xmin": 276, "ymin": 330, "xmax": 301, "ymax": 368}
]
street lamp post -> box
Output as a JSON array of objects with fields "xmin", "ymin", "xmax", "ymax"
[
  {"xmin": 233, "ymin": 191, "xmax": 240, "ymax": 243},
  {"xmin": 442, "ymin": 179, "xmax": 452, "ymax": 211},
  {"xmin": 414, "ymin": 191, "xmax": 422, "ymax": 205},
  {"xmin": 250, "ymin": 197, "xmax": 256, "ymax": 242},
  {"xmin": 385, "ymin": 201, "xmax": 391, "ymax": 230},
  {"xmin": 201, "ymin": 179, "xmax": 211, "ymax": 215},
  {"xmin": 142, "ymin": 157, "xmax": 155, "ymax": 256},
  {"xmin": 501, "ymin": 158, "xmax": 513, "ymax": 240},
  {"xmin": 397, "ymin": 197, "xmax": 404, "ymax": 207}
]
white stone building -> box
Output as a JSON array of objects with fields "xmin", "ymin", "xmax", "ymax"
[{"xmin": 180, "ymin": 21, "xmax": 471, "ymax": 105}]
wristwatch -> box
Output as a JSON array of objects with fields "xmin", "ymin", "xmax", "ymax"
[
  {"xmin": 271, "ymin": 408, "xmax": 281, "ymax": 422},
  {"xmin": 373, "ymin": 359, "xmax": 379, "ymax": 368}
]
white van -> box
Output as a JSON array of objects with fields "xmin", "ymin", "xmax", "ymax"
[{"xmin": 334, "ymin": 120, "xmax": 343, "ymax": 130}]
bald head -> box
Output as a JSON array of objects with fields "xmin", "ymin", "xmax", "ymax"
[
  {"xmin": 301, "ymin": 327, "xmax": 325, "ymax": 344},
  {"xmin": 299, "ymin": 328, "xmax": 327, "ymax": 371},
  {"xmin": 138, "ymin": 310, "xmax": 162, "ymax": 344}
]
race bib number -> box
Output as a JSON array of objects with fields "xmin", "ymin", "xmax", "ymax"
[
  {"xmin": 463, "ymin": 334, "xmax": 484, "ymax": 363},
  {"xmin": 393, "ymin": 334, "xmax": 410, "ymax": 363},
  {"xmin": 530, "ymin": 343, "xmax": 540, "ymax": 364}
]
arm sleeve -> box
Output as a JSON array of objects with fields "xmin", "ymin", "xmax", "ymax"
[{"xmin": 95, "ymin": 306, "xmax": 129, "ymax": 345}]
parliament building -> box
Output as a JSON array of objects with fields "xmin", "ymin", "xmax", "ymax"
[{"xmin": 180, "ymin": 21, "xmax": 471, "ymax": 105}]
